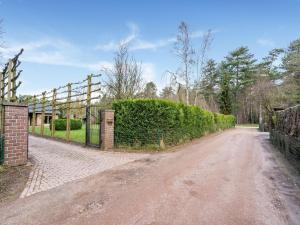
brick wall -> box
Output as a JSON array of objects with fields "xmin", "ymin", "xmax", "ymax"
[
  {"xmin": 3, "ymin": 103, "xmax": 28, "ymax": 166},
  {"xmin": 100, "ymin": 110, "xmax": 114, "ymax": 150}
]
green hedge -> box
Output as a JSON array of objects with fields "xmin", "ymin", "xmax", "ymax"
[
  {"xmin": 53, "ymin": 119, "xmax": 83, "ymax": 131},
  {"xmin": 112, "ymin": 99, "xmax": 235, "ymax": 149}
]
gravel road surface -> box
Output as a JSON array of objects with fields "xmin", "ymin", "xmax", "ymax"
[{"xmin": 0, "ymin": 128, "xmax": 299, "ymax": 225}]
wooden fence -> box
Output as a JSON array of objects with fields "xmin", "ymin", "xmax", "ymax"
[
  {"xmin": 28, "ymin": 74, "xmax": 102, "ymax": 142},
  {"xmin": 0, "ymin": 49, "xmax": 23, "ymax": 102}
]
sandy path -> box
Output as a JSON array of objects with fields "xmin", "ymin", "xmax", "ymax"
[{"xmin": 0, "ymin": 128, "xmax": 299, "ymax": 225}]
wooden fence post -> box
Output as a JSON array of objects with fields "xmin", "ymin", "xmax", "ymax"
[
  {"xmin": 32, "ymin": 96, "xmax": 36, "ymax": 133},
  {"xmin": 0, "ymin": 71, "xmax": 3, "ymax": 102},
  {"xmin": 7, "ymin": 60, "xmax": 13, "ymax": 102},
  {"xmin": 66, "ymin": 83, "xmax": 71, "ymax": 141},
  {"xmin": 51, "ymin": 88, "xmax": 57, "ymax": 137},
  {"xmin": 87, "ymin": 74, "xmax": 92, "ymax": 107},
  {"xmin": 11, "ymin": 60, "xmax": 16, "ymax": 102},
  {"xmin": 40, "ymin": 92, "xmax": 46, "ymax": 135},
  {"xmin": 0, "ymin": 70, "xmax": 4, "ymax": 101}
]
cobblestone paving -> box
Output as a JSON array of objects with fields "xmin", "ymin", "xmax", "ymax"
[{"xmin": 20, "ymin": 136, "xmax": 148, "ymax": 198}]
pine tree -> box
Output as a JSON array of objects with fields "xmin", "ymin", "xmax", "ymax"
[
  {"xmin": 160, "ymin": 86, "xmax": 175, "ymax": 100},
  {"xmin": 256, "ymin": 48, "xmax": 284, "ymax": 81},
  {"xmin": 143, "ymin": 82, "xmax": 157, "ymax": 98},
  {"xmin": 201, "ymin": 59, "xmax": 218, "ymax": 102},
  {"xmin": 218, "ymin": 63, "xmax": 232, "ymax": 114},
  {"xmin": 223, "ymin": 46, "xmax": 256, "ymax": 116},
  {"xmin": 282, "ymin": 38, "xmax": 300, "ymax": 103}
]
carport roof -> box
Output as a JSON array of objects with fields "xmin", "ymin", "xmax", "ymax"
[{"xmin": 28, "ymin": 103, "xmax": 55, "ymax": 114}]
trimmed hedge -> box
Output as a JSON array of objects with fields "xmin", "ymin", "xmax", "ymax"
[
  {"xmin": 112, "ymin": 99, "xmax": 235, "ymax": 149},
  {"xmin": 53, "ymin": 119, "xmax": 83, "ymax": 131}
]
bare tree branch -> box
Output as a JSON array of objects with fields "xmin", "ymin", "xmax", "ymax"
[
  {"xmin": 173, "ymin": 21, "xmax": 195, "ymax": 105},
  {"xmin": 102, "ymin": 43, "xmax": 143, "ymax": 100},
  {"xmin": 196, "ymin": 29, "xmax": 214, "ymax": 82}
]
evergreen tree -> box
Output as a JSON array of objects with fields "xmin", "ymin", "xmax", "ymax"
[
  {"xmin": 218, "ymin": 63, "xmax": 232, "ymax": 114},
  {"xmin": 257, "ymin": 48, "xmax": 284, "ymax": 80},
  {"xmin": 143, "ymin": 82, "xmax": 157, "ymax": 98},
  {"xmin": 223, "ymin": 46, "xmax": 256, "ymax": 116},
  {"xmin": 200, "ymin": 59, "xmax": 218, "ymax": 103},
  {"xmin": 282, "ymin": 39, "xmax": 300, "ymax": 76},
  {"xmin": 282, "ymin": 38, "xmax": 300, "ymax": 103},
  {"xmin": 160, "ymin": 86, "xmax": 175, "ymax": 99}
]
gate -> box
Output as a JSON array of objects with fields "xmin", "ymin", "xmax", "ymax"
[{"xmin": 85, "ymin": 105, "xmax": 101, "ymax": 147}]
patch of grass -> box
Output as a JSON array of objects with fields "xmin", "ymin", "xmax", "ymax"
[
  {"xmin": 29, "ymin": 125, "xmax": 100, "ymax": 145},
  {"xmin": 29, "ymin": 125, "xmax": 86, "ymax": 144}
]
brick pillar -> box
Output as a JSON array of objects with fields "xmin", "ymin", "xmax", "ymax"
[
  {"xmin": 3, "ymin": 103, "xmax": 28, "ymax": 166},
  {"xmin": 100, "ymin": 109, "xmax": 114, "ymax": 150}
]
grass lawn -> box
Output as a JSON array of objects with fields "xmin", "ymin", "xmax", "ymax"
[{"xmin": 29, "ymin": 125, "xmax": 87, "ymax": 144}]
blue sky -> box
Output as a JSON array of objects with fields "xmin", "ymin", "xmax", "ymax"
[{"xmin": 0, "ymin": 0, "xmax": 299, "ymax": 95}]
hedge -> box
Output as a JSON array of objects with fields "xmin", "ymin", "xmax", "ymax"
[
  {"xmin": 52, "ymin": 119, "xmax": 83, "ymax": 131},
  {"xmin": 112, "ymin": 99, "xmax": 235, "ymax": 149}
]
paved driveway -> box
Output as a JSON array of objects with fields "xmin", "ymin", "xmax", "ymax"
[
  {"xmin": 2, "ymin": 129, "xmax": 299, "ymax": 225},
  {"xmin": 21, "ymin": 136, "xmax": 148, "ymax": 198}
]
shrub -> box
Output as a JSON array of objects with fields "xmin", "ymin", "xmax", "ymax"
[
  {"xmin": 213, "ymin": 113, "xmax": 236, "ymax": 130},
  {"xmin": 112, "ymin": 99, "xmax": 235, "ymax": 149},
  {"xmin": 53, "ymin": 119, "xmax": 82, "ymax": 130}
]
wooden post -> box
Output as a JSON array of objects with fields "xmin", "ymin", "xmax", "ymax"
[
  {"xmin": 51, "ymin": 88, "xmax": 57, "ymax": 137},
  {"xmin": 66, "ymin": 83, "xmax": 71, "ymax": 141},
  {"xmin": 11, "ymin": 60, "xmax": 16, "ymax": 102},
  {"xmin": 40, "ymin": 92, "xmax": 46, "ymax": 135},
  {"xmin": 32, "ymin": 96, "xmax": 36, "ymax": 133},
  {"xmin": 87, "ymin": 74, "xmax": 92, "ymax": 107},
  {"xmin": 0, "ymin": 71, "xmax": 3, "ymax": 102},
  {"xmin": 7, "ymin": 60, "xmax": 13, "ymax": 102}
]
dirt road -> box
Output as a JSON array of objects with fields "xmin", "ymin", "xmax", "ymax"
[{"xmin": 1, "ymin": 128, "xmax": 299, "ymax": 225}]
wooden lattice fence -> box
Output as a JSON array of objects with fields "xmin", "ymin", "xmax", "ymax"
[
  {"xmin": 28, "ymin": 74, "xmax": 102, "ymax": 142},
  {"xmin": 0, "ymin": 49, "xmax": 23, "ymax": 102}
]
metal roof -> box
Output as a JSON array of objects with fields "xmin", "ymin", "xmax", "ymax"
[{"xmin": 28, "ymin": 103, "xmax": 55, "ymax": 114}]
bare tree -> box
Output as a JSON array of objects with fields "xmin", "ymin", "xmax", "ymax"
[
  {"xmin": 174, "ymin": 21, "xmax": 195, "ymax": 105},
  {"xmin": 196, "ymin": 29, "xmax": 214, "ymax": 81},
  {"xmin": 103, "ymin": 43, "xmax": 143, "ymax": 100},
  {"xmin": 194, "ymin": 30, "xmax": 214, "ymax": 106}
]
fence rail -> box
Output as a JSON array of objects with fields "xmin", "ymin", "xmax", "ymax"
[
  {"xmin": 0, "ymin": 49, "xmax": 24, "ymax": 102},
  {"xmin": 28, "ymin": 74, "xmax": 102, "ymax": 143}
]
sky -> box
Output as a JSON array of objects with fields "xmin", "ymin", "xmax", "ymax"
[{"xmin": 0, "ymin": 0, "xmax": 299, "ymax": 95}]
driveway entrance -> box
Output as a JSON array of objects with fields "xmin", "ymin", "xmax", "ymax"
[{"xmin": 21, "ymin": 136, "xmax": 147, "ymax": 197}]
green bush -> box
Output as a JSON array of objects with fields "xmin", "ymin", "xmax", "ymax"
[
  {"xmin": 213, "ymin": 113, "xmax": 236, "ymax": 130},
  {"xmin": 53, "ymin": 119, "xmax": 82, "ymax": 130},
  {"xmin": 112, "ymin": 99, "xmax": 235, "ymax": 149}
]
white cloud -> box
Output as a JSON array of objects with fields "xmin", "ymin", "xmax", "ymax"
[
  {"xmin": 257, "ymin": 38, "xmax": 275, "ymax": 47},
  {"xmin": 0, "ymin": 37, "xmax": 112, "ymax": 72},
  {"xmin": 142, "ymin": 63, "xmax": 156, "ymax": 82},
  {"xmin": 94, "ymin": 41, "xmax": 117, "ymax": 51},
  {"xmin": 191, "ymin": 30, "xmax": 204, "ymax": 38},
  {"xmin": 95, "ymin": 22, "xmax": 138, "ymax": 51},
  {"xmin": 95, "ymin": 23, "xmax": 208, "ymax": 52}
]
